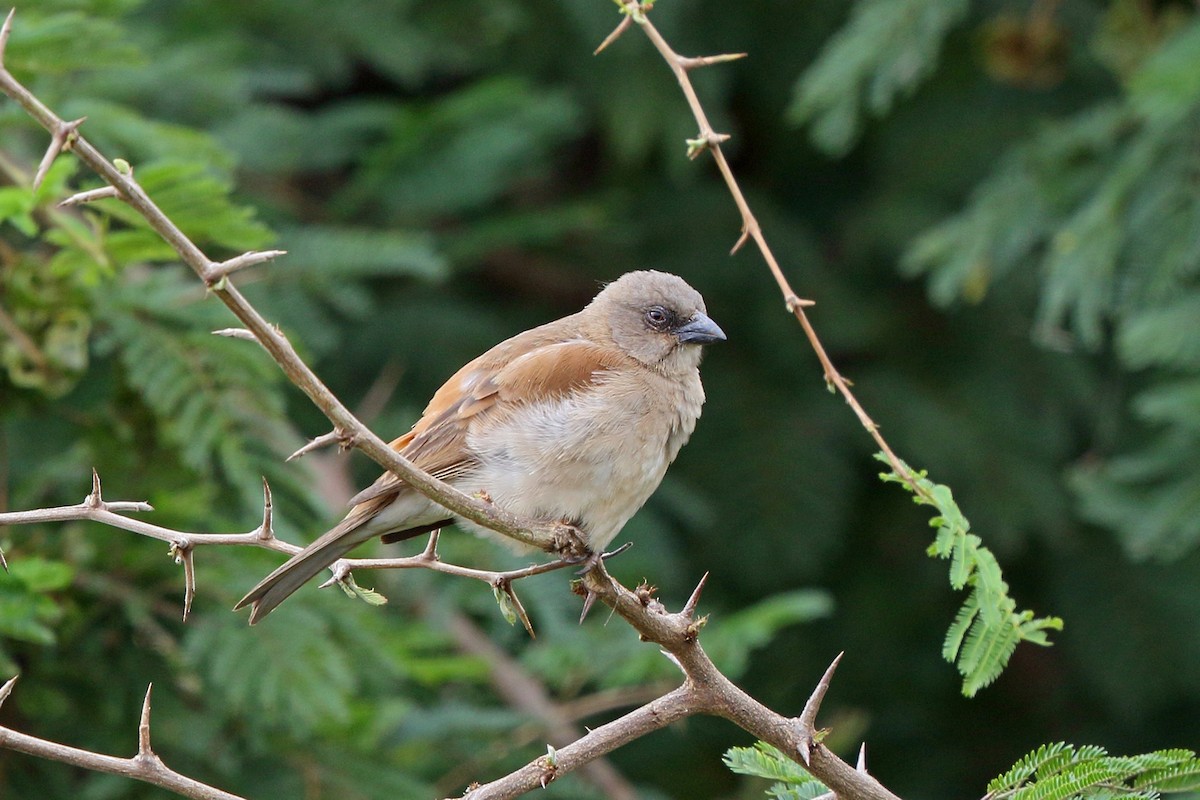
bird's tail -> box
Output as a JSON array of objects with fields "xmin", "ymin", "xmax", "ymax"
[{"xmin": 234, "ymin": 516, "xmax": 375, "ymax": 624}]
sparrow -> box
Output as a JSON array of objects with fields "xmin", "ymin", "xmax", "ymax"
[{"xmin": 236, "ymin": 270, "xmax": 725, "ymax": 623}]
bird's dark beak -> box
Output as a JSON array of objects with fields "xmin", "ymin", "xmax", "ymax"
[{"xmin": 674, "ymin": 311, "xmax": 726, "ymax": 344}]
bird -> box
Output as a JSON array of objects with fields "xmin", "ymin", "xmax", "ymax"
[{"xmin": 235, "ymin": 270, "xmax": 725, "ymax": 624}]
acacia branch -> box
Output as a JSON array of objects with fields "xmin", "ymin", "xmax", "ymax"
[
  {"xmin": 0, "ymin": 471, "xmax": 578, "ymax": 628},
  {"xmin": 443, "ymin": 610, "xmax": 639, "ymax": 800},
  {"xmin": 0, "ymin": 677, "xmax": 245, "ymax": 800},
  {"xmin": 456, "ymin": 566, "xmax": 902, "ymax": 800}
]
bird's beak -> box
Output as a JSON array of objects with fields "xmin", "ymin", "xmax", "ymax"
[{"xmin": 674, "ymin": 311, "xmax": 726, "ymax": 344}]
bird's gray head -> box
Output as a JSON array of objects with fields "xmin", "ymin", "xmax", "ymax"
[{"xmin": 587, "ymin": 270, "xmax": 725, "ymax": 372}]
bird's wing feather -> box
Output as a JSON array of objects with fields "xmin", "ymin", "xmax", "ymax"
[{"xmin": 346, "ymin": 337, "xmax": 626, "ymax": 509}]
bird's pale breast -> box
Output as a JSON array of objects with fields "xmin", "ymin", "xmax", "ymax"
[{"xmin": 462, "ymin": 368, "xmax": 703, "ymax": 551}]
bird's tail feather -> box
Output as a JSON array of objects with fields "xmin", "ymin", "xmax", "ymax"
[{"xmin": 235, "ymin": 517, "xmax": 375, "ymax": 624}]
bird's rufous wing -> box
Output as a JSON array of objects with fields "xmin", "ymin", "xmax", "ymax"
[{"xmin": 346, "ymin": 337, "xmax": 627, "ymax": 515}]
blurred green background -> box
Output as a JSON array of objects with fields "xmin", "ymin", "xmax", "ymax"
[{"xmin": 1, "ymin": 0, "xmax": 1198, "ymax": 798}]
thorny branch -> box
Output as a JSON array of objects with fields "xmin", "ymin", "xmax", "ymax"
[
  {"xmin": 0, "ymin": 678, "xmax": 246, "ymax": 800},
  {"xmin": 0, "ymin": 470, "xmax": 577, "ymax": 634},
  {"xmin": 602, "ymin": 0, "xmax": 924, "ymax": 497},
  {"xmin": 0, "ymin": 5, "xmax": 909, "ymax": 800}
]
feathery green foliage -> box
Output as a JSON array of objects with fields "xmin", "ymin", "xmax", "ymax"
[
  {"xmin": 902, "ymin": 15, "xmax": 1200, "ymax": 563},
  {"xmin": 724, "ymin": 742, "xmax": 830, "ymax": 800},
  {"xmin": 987, "ymin": 743, "xmax": 1200, "ymax": 800},
  {"xmin": 789, "ymin": 0, "xmax": 970, "ymax": 155},
  {"xmin": 878, "ymin": 454, "xmax": 1063, "ymax": 696}
]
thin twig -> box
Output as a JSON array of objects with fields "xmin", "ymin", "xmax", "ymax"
[
  {"xmin": 0, "ymin": 473, "xmax": 582, "ymax": 605},
  {"xmin": 607, "ymin": 0, "xmax": 924, "ymax": 497}
]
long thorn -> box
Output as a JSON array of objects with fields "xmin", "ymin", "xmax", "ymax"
[
  {"xmin": 681, "ymin": 571, "xmax": 709, "ymax": 619},
  {"xmin": 421, "ymin": 529, "xmax": 441, "ymax": 559},
  {"xmin": 258, "ymin": 477, "xmax": 274, "ymax": 540},
  {"xmin": 138, "ymin": 684, "xmax": 153, "ymax": 757},
  {"xmin": 0, "ymin": 9, "xmax": 14, "ymax": 70},
  {"xmin": 58, "ymin": 185, "xmax": 120, "ymax": 208},
  {"xmin": 730, "ymin": 229, "xmax": 750, "ymax": 255},
  {"xmin": 679, "ymin": 52, "xmax": 748, "ymax": 70},
  {"xmin": 0, "ymin": 675, "xmax": 16, "ymax": 707},
  {"xmin": 88, "ymin": 468, "xmax": 102, "ymax": 507},
  {"xmin": 579, "ymin": 589, "xmax": 599, "ymax": 624},
  {"xmin": 212, "ymin": 328, "xmax": 257, "ymax": 341},
  {"xmin": 33, "ymin": 117, "xmax": 85, "ymax": 190},
  {"xmin": 286, "ymin": 429, "xmax": 345, "ymax": 462},
  {"xmin": 594, "ymin": 14, "xmax": 632, "ymax": 55},
  {"xmin": 180, "ymin": 547, "xmax": 195, "ymax": 621},
  {"xmin": 797, "ymin": 651, "xmax": 844, "ymax": 764},
  {"xmin": 205, "ymin": 250, "xmax": 287, "ymax": 283},
  {"xmin": 506, "ymin": 583, "xmax": 535, "ymax": 639}
]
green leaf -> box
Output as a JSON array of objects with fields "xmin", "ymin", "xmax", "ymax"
[
  {"xmin": 875, "ymin": 453, "xmax": 1060, "ymax": 695},
  {"xmin": 278, "ymin": 225, "xmax": 447, "ymax": 282},
  {"xmin": 1127, "ymin": 18, "xmax": 1200, "ymax": 127},
  {"xmin": 789, "ymin": 0, "xmax": 970, "ymax": 155},
  {"xmin": 989, "ymin": 743, "xmax": 1200, "ymax": 800},
  {"xmin": 9, "ymin": 558, "xmax": 75, "ymax": 592},
  {"xmin": 339, "ymin": 574, "xmax": 388, "ymax": 606},
  {"xmin": 492, "ymin": 584, "xmax": 518, "ymax": 626},
  {"xmin": 724, "ymin": 742, "xmax": 818, "ymax": 785}
]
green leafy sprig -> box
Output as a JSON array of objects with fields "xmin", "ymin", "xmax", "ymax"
[{"xmin": 878, "ymin": 454, "xmax": 1063, "ymax": 696}]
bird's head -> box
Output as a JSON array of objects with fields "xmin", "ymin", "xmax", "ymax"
[{"xmin": 588, "ymin": 270, "xmax": 725, "ymax": 373}]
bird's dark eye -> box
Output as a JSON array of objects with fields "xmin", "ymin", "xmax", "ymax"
[{"xmin": 645, "ymin": 306, "xmax": 670, "ymax": 330}]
